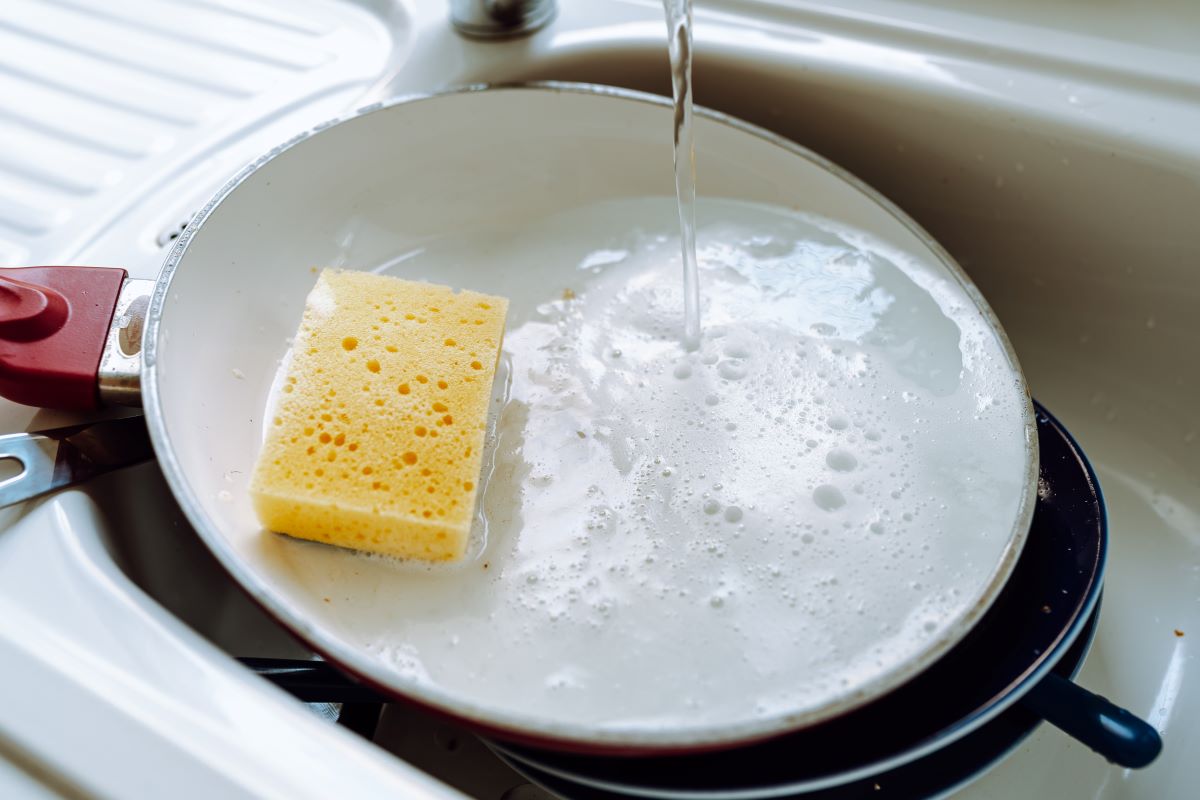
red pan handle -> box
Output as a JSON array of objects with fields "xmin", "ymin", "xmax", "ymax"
[{"xmin": 0, "ymin": 266, "xmax": 128, "ymax": 410}]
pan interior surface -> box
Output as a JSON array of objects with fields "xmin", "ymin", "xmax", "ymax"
[{"xmin": 144, "ymin": 86, "xmax": 1036, "ymax": 750}]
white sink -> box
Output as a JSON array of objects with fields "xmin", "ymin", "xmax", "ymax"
[{"xmin": 3, "ymin": 1, "xmax": 1195, "ymax": 798}]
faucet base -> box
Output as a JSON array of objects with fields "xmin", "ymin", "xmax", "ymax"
[{"xmin": 450, "ymin": 0, "xmax": 557, "ymax": 40}]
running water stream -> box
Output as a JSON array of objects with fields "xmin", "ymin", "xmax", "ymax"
[{"xmin": 663, "ymin": 0, "xmax": 701, "ymax": 349}]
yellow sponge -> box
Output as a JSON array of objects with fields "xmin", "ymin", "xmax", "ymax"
[{"xmin": 250, "ymin": 269, "xmax": 508, "ymax": 561}]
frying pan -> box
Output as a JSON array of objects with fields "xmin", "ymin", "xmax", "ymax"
[{"xmin": 0, "ymin": 83, "xmax": 1081, "ymax": 755}]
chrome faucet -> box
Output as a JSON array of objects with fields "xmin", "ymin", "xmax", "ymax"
[{"xmin": 450, "ymin": 0, "xmax": 556, "ymax": 39}]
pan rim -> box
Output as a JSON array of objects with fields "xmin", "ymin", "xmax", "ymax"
[{"xmin": 141, "ymin": 81, "xmax": 1039, "ymax": 752}]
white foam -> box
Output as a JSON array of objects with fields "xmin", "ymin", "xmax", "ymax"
[
  {"xmin": 305, "ymin": 275, "xmax": 336, "ymax": 318},
  {"xmin": 281, "ymin": 197, "xmax": 1029, "ymax": 735}
]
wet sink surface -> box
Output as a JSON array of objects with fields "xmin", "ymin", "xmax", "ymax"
[{"xmin": 20, "ymin": 1, "xmax": 1196, "ymax": 798}]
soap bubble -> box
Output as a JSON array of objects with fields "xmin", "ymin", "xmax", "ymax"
[
  {"xmin": 718, "ymin": 360, "xmax": 748, "ymax": 380},
  {"xmin": 826, "ymin": 449, "xmax": 858, "ymax": 472},
  {"xmin": 813, "ymin": 485, "xmax": 846, "ymax": 511}
]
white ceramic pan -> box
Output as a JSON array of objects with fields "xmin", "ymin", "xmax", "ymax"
[{"xmin": 0, "ymin": 85, "xmax": 1037, "ymax": 754}]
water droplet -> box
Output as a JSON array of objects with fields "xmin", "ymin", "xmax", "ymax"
[
  {"xmin": 813, "ymin": 485, "xmax": 846, "ymax": 511},
  {"xmin": 828, "ymin": 416, "xmax": 849, "ymax": 431},
  {"xmin": 717, "ymin": 360, "xmax": 747, "ymax": 380},
  {"xmin": 826, "ymin": 449, "xmax": 858, "ymax": 471},
  {"xmin": 703, "ymin": 499, "xmax": 722, "ymax": 515},
  {"xmin": 673, "ymin": 363, "xmax": 693, "ymax": 379},
  {"xmin": 705, "ymin": 394, "xmax": 720, "ymax": 406},
  {"xmin": 724, "ymin": 506, "xmax": 743, "ymax": 523}
]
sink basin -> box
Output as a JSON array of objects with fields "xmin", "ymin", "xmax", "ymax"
[{"xmin": 28, "ymin": 1, "xmax": 1194, "ymax": 797}]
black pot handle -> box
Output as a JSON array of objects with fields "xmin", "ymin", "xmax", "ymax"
[{"xmin": 1021, "ymin": 671, "xmax": 1162, "ymax": 768}]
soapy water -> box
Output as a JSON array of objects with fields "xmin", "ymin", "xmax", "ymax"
[{"xmin": 279, "ymin": 196, "xmax": 1030, "ymax": 733}]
